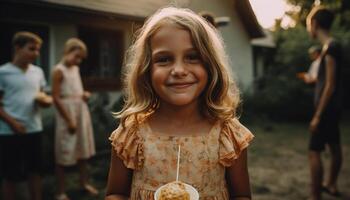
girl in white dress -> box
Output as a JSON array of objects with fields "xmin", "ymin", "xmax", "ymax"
[{"xmin": 52, "ymin": 38, "xmax": 98, "ymax": 200}]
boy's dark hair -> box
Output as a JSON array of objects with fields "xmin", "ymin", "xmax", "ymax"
[
  {"xmin": 308, "ymin": 6, "xmax": 334, "ymax": 30},
  {"xmin": 12, "ymin": 31, "xmax": 42, "ymax": 48}
]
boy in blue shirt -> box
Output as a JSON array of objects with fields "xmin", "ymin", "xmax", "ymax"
[
  {"xmin": 307, "ymin": 7, "xmax": 343, "ymax": 200},
  {"xmin": 0, "ymin": 32, "xmax": 52, "ymax": 200}
]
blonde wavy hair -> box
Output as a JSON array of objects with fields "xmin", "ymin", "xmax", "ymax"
[
  {"xmin": 63, "ymin": 38, "xmax": 87, "ymax": 58},
  {"xmin": 116, "ymin": 7, "xmax": 240, "ymax": 127}
]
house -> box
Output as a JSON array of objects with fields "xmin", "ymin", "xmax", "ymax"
[
  {"xmin": 186, "ymin": 0, "xmax": 264, "ymax": 91},
  {"xmin": 0, "ymin": 0, "xmax": 263, "ymax": 93},
  {"xmin": 251, "ymin": 30, "xmax": 276, "ymax": 90}
]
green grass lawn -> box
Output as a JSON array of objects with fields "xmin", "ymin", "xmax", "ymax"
[{"xmin": 248, "ymin": 119, "xmax": 350, "ymax": 200}]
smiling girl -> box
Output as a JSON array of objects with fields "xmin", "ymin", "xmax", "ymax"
[{"xmin": 105, "ymin": 7, "xmax": 254, "ymax": 200}]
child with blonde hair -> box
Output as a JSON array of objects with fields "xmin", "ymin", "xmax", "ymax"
[
  {"xmin": 52, "ymin": 38, "xmax": 98, "ymax": 200},
  {"xmin": 105, "ymin": 7, "xmax": 254, "ymax": 200}
]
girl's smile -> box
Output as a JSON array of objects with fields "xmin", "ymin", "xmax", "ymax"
[
  {"xmin": 150, "ymin": 24, "xmax": 208, "ymax": 106},
  {"xmin": 166, "ymin": 81, "xmax": 197, "ymax": 91}
]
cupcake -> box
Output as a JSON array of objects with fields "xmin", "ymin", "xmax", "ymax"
[{"xmin": 158, "ymin": 181, "xmax": 190, "ymax": 200}]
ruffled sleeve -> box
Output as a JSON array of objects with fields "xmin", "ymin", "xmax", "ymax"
[
  {"xmin": 109, "ymin": 119, "xmax": 145, "ymax": 170},
  {"xmin": 219, "ymin": 118, "xmax": 254, "ymax": 167}
]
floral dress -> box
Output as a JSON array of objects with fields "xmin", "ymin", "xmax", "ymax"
[{"xmin": 109, "ymin": 116, "xmax": 254, "ymax": 200}]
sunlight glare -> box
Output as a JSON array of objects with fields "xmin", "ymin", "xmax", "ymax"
[{"xmin": 249, "ymin": 0, "xmax": 293, "ymax": 28}]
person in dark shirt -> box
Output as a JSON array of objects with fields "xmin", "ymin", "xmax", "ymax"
[{"xmin": 306, "ymin": 6, "xmax": 343, "ymax": 200}]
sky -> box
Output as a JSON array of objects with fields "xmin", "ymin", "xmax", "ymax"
[{"xmin": 249, "ymin": 0, "xmax": 294, "ymax": 28}]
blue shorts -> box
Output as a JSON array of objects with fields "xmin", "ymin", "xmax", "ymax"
[{"xmin": 0, "ymin": 132, "xmax": 43, "ymax": 181}]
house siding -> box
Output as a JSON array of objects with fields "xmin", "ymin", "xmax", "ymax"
[{"xmin": 187, "ymin": 0, "xmax": 254, "ymax": 91}]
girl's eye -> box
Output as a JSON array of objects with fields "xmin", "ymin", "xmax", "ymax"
[
  {"xmin": 154, "ymin": 56, "xmax": 172, "ymax": 65},
  {"xmin": 186, "ymin": 53, "xmax": 201, "ymax": 63}
]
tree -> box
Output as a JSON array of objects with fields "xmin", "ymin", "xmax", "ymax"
[{"xmin": 285, "ymin": 0, "xmax": 343, "ymax": 25}]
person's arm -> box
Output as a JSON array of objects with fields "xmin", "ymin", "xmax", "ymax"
[
  {"xmin": 35, "ymin": 91, "xmax": 52, "ymax": 108},
  {"xmin": 35, "ymin": 69, "xmax": 52, "ymax": 108},
  {"xmin": 303, "ymin": 73, "xmax": 317, "ymax": 84},
  {"xmin": 105, "ymin": 148, "xmax": 133, "ymax": 200},
  {"xmin": 310, "ymin": 54, "xmax": 336, "ymax": 133},
  {"xmin": 52, "ymin": 69, "xmax": 76, "ymax": 133},
  {"xmin": 0, "ymin": 92, "xmax": 26, "ymax": 134},
  {"xmin": 306, "ymin": 60, "xmax": 319, "ymax": 84},
  {"xmin": 82, "ymin": 91, "xmax": 91, "ymax": 102},
  {"xmin": 297, "ymin": 72, "xmax": 315, "ymax": 84},
  {"xmin": 306, "ymin": 76, "xmax": 317, "ymax": 84},
  {"xmin": 226, "ymin": 149, "xmax": 251, "ymax": 200}
]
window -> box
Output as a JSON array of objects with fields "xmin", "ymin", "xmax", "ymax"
[{"xmin": 78, "ymin": 26, "xmax": 124, "ymax": 91}]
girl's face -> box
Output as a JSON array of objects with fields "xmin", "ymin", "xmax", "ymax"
[
  {"xmin": 150, "ymin": 24, "xmax": 208, "ymax": 107},
  {"xmin": 65, "ymin": 49, "xmax": 85, "ymax": 66}
]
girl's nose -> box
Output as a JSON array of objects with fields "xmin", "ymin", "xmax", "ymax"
[{"xmin": 171, "ymin": 61, "xmax": 188, "ymax": 77}]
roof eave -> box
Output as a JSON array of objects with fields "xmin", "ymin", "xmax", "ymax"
[
  {"xmin": 234, "ymin": 0, "xmax": 265, "ymax": 39},
  {"xmin": 2, "ymin": 0, "xmax": 146, "ymax": 22}
]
